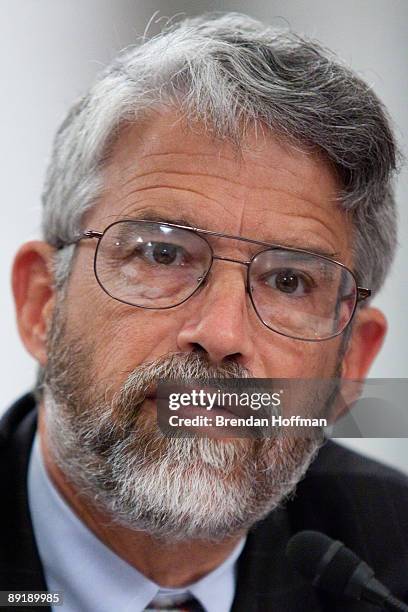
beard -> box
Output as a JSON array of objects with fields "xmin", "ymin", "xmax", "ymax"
[{"xmin": 41, "ymin": 301, "xmax": 335, "ymax": 543}]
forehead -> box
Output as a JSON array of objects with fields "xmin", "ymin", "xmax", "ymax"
[{"xmin": 87, "ymin": 110, "xmax": 352, "ymax": 263}]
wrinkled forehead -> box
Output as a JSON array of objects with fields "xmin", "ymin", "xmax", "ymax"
[{"xmin": 84, "ymin": 111, "xmax": 352, "ymax": 264}]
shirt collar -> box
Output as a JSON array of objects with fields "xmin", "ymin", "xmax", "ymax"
[{"xmin": 28, "ymin": 433, "xmax": 246, "ymax": 612}]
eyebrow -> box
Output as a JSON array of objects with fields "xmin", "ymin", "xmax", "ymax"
[{"xmin": 117, "ymin": 208, "xmax": 340, "ymax": 259}]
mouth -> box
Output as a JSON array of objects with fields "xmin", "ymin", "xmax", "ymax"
[
  {"xmin": 145, "ymin": 389, "xmax": 235, "ymax": 414},
  {"xmin": 151, "ymin": 381, "xmax": 271, "ymax": 432}
]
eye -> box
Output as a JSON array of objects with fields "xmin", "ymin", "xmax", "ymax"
[
  {"xmin": 263, "ymin": 269, "xmax": 315, "ymax": 295},
  {"xmin": 137, "ymin": 241, "xmax": 189, "ymax": 266}
]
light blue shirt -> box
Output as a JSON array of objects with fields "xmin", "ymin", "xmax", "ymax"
[{"xmin": 28, "ymin": 434, "xmax": 246, "ymax": 612}]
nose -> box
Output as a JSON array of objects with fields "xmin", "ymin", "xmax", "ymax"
[{"xmin": 176, "ymin": 262, "xmax": 256, "ymax": 366}]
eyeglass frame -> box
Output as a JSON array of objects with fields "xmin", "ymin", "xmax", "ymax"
[{"xmin": 61, "ymin": 218, "xmax": 371, "ymax": 342}]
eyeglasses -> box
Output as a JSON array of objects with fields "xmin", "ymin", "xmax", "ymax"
[{"xmin": 64, "ymin": 219, "xmax": 371, "ymax": 342}]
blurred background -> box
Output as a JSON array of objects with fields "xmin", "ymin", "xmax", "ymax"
[{"xmin": 1, "ymin": 1, "xmax": 407, "ymax": 471}]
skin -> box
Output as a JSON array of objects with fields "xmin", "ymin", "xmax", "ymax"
[{"xmin": 12, "ymin": 110, "xmax": 387, "ymax": 587}]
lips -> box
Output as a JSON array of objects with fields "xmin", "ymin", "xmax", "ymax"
[
  {"xmin": 146, "ymin": 382, "xmax": 232, "ymax": 410},
  {"xmin": 150, "ymin": 381, "xmax": 267, "ymax": 419}
]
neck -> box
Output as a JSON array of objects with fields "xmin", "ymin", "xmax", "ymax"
[{"xmin": 38, "ymin": 410, "xmax": 244, "ymax": 587}]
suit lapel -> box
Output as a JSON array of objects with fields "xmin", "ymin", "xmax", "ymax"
[
  {"xmin": 0, "ymin": 395, "xmax": 48, "ymax": 598},
  {"xmin": 231, "ymin": 506, "xmax": 322, "ymax": 611}
]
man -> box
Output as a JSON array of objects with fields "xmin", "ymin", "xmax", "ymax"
[{"xmin": 2, "ymin": 12, "xmax": 408, "ymax": 612}]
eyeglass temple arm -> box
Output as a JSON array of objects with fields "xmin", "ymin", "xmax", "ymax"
[
  {"xmin": 339, "ymin": 287, "xmax": 371, "ymax": 303},
  {"xmin": 356, "ymin": 287, "xmax": 371, "ymax": 302},
  {"xmin": 58, "ymin": 230, "xmax": 103, "ymax": 248},
  {"xmin": 81, "ymin": 230, "xmax": 103, "ymax": 240}
]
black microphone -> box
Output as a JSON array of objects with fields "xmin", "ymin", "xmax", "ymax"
[{"xmin": 286, "ymin": 530, "xmax": 408, "ymax": 611}]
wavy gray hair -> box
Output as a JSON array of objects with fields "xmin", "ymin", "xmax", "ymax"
[{"xmin": 42, "ymin": 12, "xmax": 398, "ymax": 295}]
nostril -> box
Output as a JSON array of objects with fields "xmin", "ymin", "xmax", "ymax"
[
  {"xmin": 222, "ymin": 352, "xmax": 243, "ymax": 367},
  {"xmin": 191, "ymin": 343, "xmax": 206, "ymax": 355}
]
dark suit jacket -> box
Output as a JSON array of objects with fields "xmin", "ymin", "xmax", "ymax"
[{"xmin": 1, "ymin": 393, "xmax": 408, "ymax": 611}]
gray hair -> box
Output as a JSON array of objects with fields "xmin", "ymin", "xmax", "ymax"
[{"xmin": 42, "ymin": 12, "xmax": 398, "ymax": 295}]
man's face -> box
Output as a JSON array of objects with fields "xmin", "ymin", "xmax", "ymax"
[
  {"xmin": 66, "ymin": 112, "xmax": 351, "ymax": 382},
  {"xmin": 42, "ymin": 111, "xmax": 352, "ymax": 541}
]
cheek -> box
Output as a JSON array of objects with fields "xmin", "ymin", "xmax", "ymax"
[
  {"xmin": 66, "ymin": 293, "xmax": 183, "ymax": 388},
  {"xmin": 62, "ymin": 251, "xmax": 186, "ymax": 387},
  {"xmin": 258, "ymin": 333, "xmax": 342, "ymax": 378}
]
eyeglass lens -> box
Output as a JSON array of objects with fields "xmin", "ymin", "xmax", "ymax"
[{"xmin": 94, "ymin": 220, "xmax": 357, "ymax": 341}]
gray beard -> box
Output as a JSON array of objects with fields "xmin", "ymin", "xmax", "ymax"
[{"xmin": 42, "ymin": 306, "xmax": 331, "ymax": 543}]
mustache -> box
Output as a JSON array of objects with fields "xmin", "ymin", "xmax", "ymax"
[{"xmin": 115, "ymin": 351, "xmax": 253, "ymax": 410}]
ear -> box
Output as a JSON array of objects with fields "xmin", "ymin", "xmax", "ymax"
[
  {"xmin": 341, "ymin": 306, "xmax": 387, "ymax": 380},
  {"xmin": 329, "ymin": 307, "xmax": 387, "ymax": 423},
  {"xmin": 12, "ymin": 241, "xmax": 56, "ymax": 367}
]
